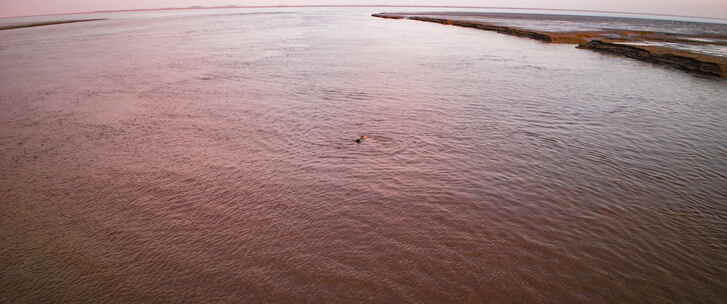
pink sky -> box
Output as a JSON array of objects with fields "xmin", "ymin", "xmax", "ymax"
[{"xmin": 1, "ymin": 1, "xmax": 726, "ymax": 19}]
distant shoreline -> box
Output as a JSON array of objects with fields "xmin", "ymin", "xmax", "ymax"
[
  {"xmin": 1, "ymin": 5, "xmax": 725, "ymax": 23},
  {"xmin": 373, "ymin": 12, "xmax": 727, "ymax": 78},
  {"xmin": 0, "ymin": 19, "xmax": 105, "ymax": 31}
]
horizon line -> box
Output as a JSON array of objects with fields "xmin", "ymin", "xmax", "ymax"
[{"xmin": 2, "ymin": 4, "xmax": 726, "ymax": 22}]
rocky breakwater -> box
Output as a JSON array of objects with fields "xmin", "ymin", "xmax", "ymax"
[
  {"xmin": 372, "ymin": 13, "xmax": 553, "ymax": 42},
  {"xmin": 373, "ymin": 13, "xmax": 727, "ymax": 78},
  {"xmin": 578, "ymin": 40, "xmax": 725, "ymax": 77}
]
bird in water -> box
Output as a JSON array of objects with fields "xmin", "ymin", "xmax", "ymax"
[{"xmin": 355, "ymin": 135, "xmax": 369, "ymax": 143}]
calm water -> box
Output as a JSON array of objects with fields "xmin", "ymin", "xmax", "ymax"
[{"xmin": 1, "ymin": 7, "xmax": 727, "ymax": 303}]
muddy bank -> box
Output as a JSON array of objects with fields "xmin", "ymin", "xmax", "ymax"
[
  {"xmin": 372, "ymin": 13, "xmax": 727, "ymax": 78},
  {"xmin": 0, "ymin": 19, "xmax": 105, "ymax": 31}
]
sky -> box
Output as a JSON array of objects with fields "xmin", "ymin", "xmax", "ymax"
[{"xmin": 1, "ymin": 0, "xmax": 726, "ymax": 19}]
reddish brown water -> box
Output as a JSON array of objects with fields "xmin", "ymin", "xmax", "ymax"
[{"xmin": 2, "ymin": 8, "xmax": 727, "ymax": 303}]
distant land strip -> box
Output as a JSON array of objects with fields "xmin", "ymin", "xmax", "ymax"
[
  {"xmin": 372, "ymin": 13, "xmax": 727, "ymax": 78},
  {"xmin": 4, "ymin": 5, "xmax": 725, "ymax": 22},
  {"xmin": 0, "ymin": 19, "xmax": 105, "ymax": 31}
]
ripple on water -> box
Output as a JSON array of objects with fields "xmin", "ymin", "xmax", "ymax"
[{"xmin": 1, "ymin": 7, "xmax": 727, "ymax": 304}]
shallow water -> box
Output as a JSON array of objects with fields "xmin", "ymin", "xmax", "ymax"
[
  {"xmin": 414, "ymin": 12, "xmax": 727, "ymax": 35},
  {"xmin": 1, "ymin": 7, "xmax": 727, "ymax": 303}
]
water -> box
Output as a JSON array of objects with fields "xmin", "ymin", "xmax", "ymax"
[
  {"xmin": 400, "ymin": 12, "xmax": 727, "ymax": 34},
  {"xmin": 1, "ymin": 7, "xmax": 727, "ymax": 303}
]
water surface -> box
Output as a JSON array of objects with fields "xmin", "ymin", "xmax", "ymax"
[{"xmin": 1, "ymin": 7, "xmax": 727, "ymax": 303}]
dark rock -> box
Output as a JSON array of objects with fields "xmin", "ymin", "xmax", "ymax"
[{"xmin": 578, "ymin": 40, "xmax": 723, "ymax": 77}]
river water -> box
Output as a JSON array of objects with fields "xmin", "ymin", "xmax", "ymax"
[{"xmin": 1, "ymin": 7, "xmax": 726, "ymax": 303}]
